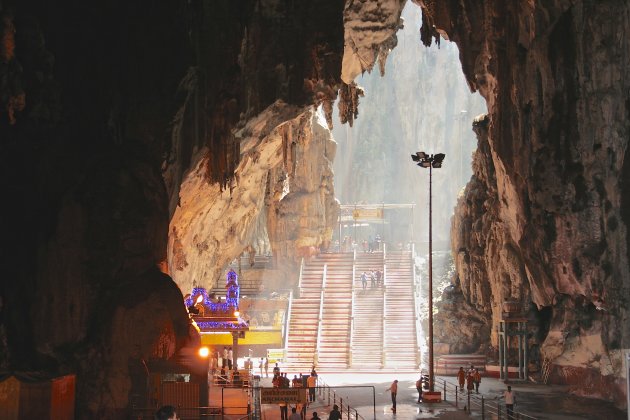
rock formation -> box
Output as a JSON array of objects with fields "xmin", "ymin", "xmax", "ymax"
[
  {"xmin": 418, "ymin": 0, "xmax": 630, "ymax": 405},
  {"xmin": 168, "ymin": 103, "xmax": 339, "ymax": 292},
  {"xmin": 1, "ymin": 0, "xmax": 629, "ymax": 415}
]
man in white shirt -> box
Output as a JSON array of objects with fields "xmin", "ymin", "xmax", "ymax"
[{"xmin": 503, "ymin": 385, "xmax": 515, "ymax": 418}]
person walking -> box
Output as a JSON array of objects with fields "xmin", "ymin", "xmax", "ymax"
[
  {"xmin": 361, "ymin": 272, "xmax": 367, "ymax": 290},
  {"xmin": 264, "ymin": 357, "xmax": 269, "ymax": 378},
  {"xmin": 279, "ymin": 399, "xmax": 288, "ymax": 420},
  {"xmin": 386, "ymin": 379, "xmax": 398, "ymax": 413},
  {"xmin": 415, "ymin": 376, "xmax": 423, "ymax": 403},
  {"xmin": 473, "ymin": 369, "xmax": 481, "ymax": 393},
  {"xmin": 310, "ymin": 412, "xmax": 320, "ymax": 420},
  {"xmin": 466, "ymin": 371, "xmax": 475, "ymax": 394},
  {"xmin": 307, "ymin": 372, "xmax": 317, "ymax": 402},
  {"xmin": 288, "ymin": 407, "xmax": 301, "ymax": 420},
  {"xmin": 328, "ymin": 404, "xmax": 341, "ymax": 420},
  {"xmin": 259, "ymin": 357, "xmax": 264, "ymax": 377},
  {"xmin": 502, "ymin": 385, "xmax": 515, "ymax": 418},
  {"xmin": 457, "ymin": 367, "xmax": 466, "ymax": 390}
]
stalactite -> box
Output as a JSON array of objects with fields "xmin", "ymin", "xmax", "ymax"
[{"xmin": 337, "ymin": 82, "xmax": 364, "ymax": 127}]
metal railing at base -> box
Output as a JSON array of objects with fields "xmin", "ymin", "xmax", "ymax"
[
  {"xmin": 316, "ymin": 378, "xmax": 369, "ymax": 420},
  {"xmin": 435, "ymin": 377, "xmax": 537, "ymax": 420},
  {"xmin": 131, "ymin": 406, "xmax": 223, "ymax": 419}
]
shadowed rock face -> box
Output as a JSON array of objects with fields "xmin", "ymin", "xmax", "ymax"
[
  {"xmin": 0, "ymin": 0, "xmax": 349, "ymax": 416},
  {"xmin": 419, "ymin": 0, "xmax": 630, "ymax": 405}
]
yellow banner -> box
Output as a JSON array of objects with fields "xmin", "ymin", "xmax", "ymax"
[
  {"xmin": 352, "ymin": 208, "xmax": 384, "ymax": 220},
  {"xmin": 200, "ymin": 331, "xmax": 282, "ymax": 346}
]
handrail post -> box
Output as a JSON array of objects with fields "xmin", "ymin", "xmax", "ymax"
[
  {"xmin": 443, "ymin": 380, "xmax": 446, "ymax": 401},
  {"xmin": 455, "ymin": 386, "xmax": 458, "ymax": 408},
  {"xmin": 467, "ymin": 390, "xmax": 470, "ymax": 412},
  {"xmin": 481, "ymin": 396, "xmax": 485, "ymax": 420}
]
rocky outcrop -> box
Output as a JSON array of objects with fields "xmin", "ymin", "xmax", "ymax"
[
  {"xmin": 341, "ymin": 0, "xmax": 406, "ymax": 83},
  {"xmin": 419, "ymin": 0, "xmax": 630, "ymax": 405},
  {"xmin": 168, "ymin": 103, "xmax": 339, "ymax": 291}
]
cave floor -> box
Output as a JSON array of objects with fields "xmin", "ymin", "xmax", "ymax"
[{"xmin": 253, "ymin": 373, "xmax": 626, "ymax": 420}]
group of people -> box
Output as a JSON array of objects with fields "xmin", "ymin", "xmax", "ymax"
[
  {"xmin": 272, "ymin": 366, "xmax": 320, "ymax": 420},
  {"xmin": 258, "ymin": 357, "xmax": 270, "ymax": 377},
  {"xmin": 457, "ymin": 365, "xmax": 482, "ymax": 393},
  {"xmin": 360, "ymin": 269, "xmax": 383, "ymax": 289}
]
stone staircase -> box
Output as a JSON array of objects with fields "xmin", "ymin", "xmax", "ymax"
[
  {"xmin": 284, "ymin": 258, "xmax": 325, "ymax": 372},
  {"xmin": 350, "ymin": 252, "xmax": 385, "ymax": 369},
  {"xmin": 383, "ymin": 250, "xmax": 418, "ymax": 370},
  {"xmin": 317, "ymin": 253, "xmax": 354, "ymax": 370}
]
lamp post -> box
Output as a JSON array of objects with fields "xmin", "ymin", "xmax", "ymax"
[{"xmin": 411, "ymin": 151, "xmax": 445, "ymax": 395}]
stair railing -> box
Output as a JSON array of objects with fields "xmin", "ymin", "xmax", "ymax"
[
  {"xmin": 297, "ymin": 257, "xmax": 304, "ymax": 297},
  {"xmin": 314, "ymin": 264, "xmax": 327, "ymax": 368},
  {"xmin": 411, "ymin": 250, "xmax": 422, "ymax": 369},
  {"xmin": 381, "ymin": 261, "xmax": 387, "ymax": 368},
  {"xmin": 284, "ymin": 289, "xmax": 294, "ymax": 353},
  {"xmin": 349, "ymin": 259, "xmax": 356, "ymax": 367}
]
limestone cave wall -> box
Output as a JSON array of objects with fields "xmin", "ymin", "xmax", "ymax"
[
  {"xmin": 417, "ymin": 0, "xmax": 630, "ymax": 405},
  {"xmin": 0, "ymin": 0, "xmax": 405, "ymax": 416}
]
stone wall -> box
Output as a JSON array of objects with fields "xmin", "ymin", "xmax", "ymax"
[{"xmin": 418, "ymin": 0, "xmax": 630, "ymax": 405}]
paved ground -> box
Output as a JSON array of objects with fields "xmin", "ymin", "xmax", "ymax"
[{"xmin": 255, "ymin": 372, "xmax": 627, "ymax": 420}]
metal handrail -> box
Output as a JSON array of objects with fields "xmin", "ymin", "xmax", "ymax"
[
  {"xmin": 434, "ymin": 377, "xmax": 538, "ymax": 419},
  {"xmin": 411, "ymin": 250, "xmax": 422, "ymax": 369},
  {"xmin": 315, "ymin": 265, "xmax": 327, "ymax": 367},
  {"xmin": 381, "ymin": 262, "xmax": 387, "ymax": 368},
  {"xmin": 297, "ymin": 257, "xmax": 304, "ymax": 295},
  {"xmin": 349, "ymin": 271, "xmax": 356, "ymax": 367},
  {"xmin": 316, "ymin": 378, "xmax": 369, "ymax": 420},
  {"xmin": 284, "ymin": 289, "xmax": 294, "ymax": 352},
  {"xmin": 349, "ymin": 250, "xmax": 357, "ymax": 367}
]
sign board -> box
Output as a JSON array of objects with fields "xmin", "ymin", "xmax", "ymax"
[
  {"xmin": 260, "ymin": 388, "xmax": 307, "ymax": 404},
  {"xmin": 352, "ymin": 208, "xmax": 384, "ymax": 220},
  {"xmin": 267, "ymin": 349, "xmax": 285, "ymax": 361}
]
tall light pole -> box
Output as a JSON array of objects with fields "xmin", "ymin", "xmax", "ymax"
[{"xmin": 411, "ymin": 151, "xmax": 445, "ymax": 395}]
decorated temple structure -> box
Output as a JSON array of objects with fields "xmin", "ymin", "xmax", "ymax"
[{"xmin": 186, "ymin": 269, "xmax": 249, "ymax": 369}]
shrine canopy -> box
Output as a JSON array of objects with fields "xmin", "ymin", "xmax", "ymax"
[{"xmin": 185, "ymin": 269, "xmax": 249, "ymax": 333}]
